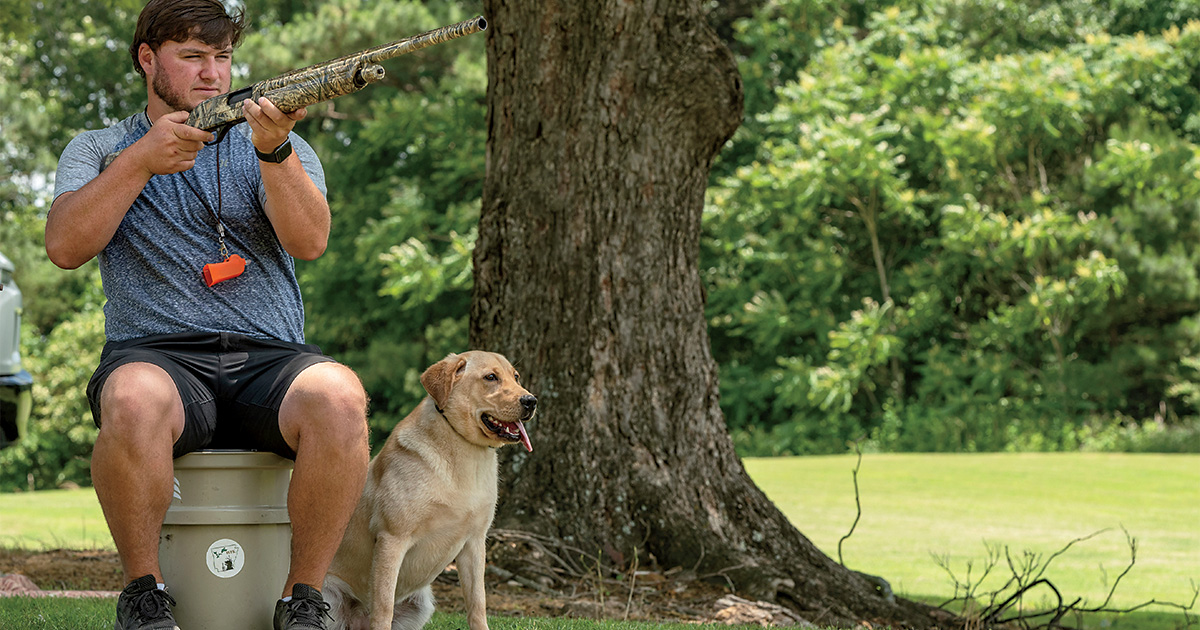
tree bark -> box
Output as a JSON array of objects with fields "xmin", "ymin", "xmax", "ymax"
[{"xmin": 473, "ymin": 1, "xmax": 941, "ymax": 627}]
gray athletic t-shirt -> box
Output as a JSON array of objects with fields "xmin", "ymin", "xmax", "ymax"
[{"xmin": 53, "ymin": 111, "xmax": 327, "ymax": 344}]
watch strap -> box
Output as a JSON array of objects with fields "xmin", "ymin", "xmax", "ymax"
[{"xmin": 255, "ymin": 140, "xmax": 293, "ymax": 163}]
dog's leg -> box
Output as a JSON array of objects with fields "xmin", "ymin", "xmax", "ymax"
[
  {"xmin": 390, "ymin": 586, "xmax": 434, "ymax": 630},
  {"xmin": 369, "ymin": 532, "xmax": 410, "ymax": 630},
  {"xmin": 456, "ymin": 536, "xmax": 490, "ymax": 630}
]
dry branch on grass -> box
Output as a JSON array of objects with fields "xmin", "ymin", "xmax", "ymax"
[{"xmin": 933, "ymin": 527, "xmax": 1199, "ymax": 630}]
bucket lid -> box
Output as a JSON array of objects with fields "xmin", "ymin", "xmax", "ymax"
[{"xmin": 173, "ymin": 450, "xmax": 294, "ymax": 470}]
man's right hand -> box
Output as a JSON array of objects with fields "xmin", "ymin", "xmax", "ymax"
[
  {"xmin": 134, "ymin": 111, "xmax": 216, "ymax": 176},
  {"xmin": 46, "ymin": 111, "xmax": 216, "ymax": 269}
]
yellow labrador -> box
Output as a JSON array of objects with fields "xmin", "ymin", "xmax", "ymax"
[{"xmin": 323, "ymin": 351, "xmax": 535, "ymax": 630}]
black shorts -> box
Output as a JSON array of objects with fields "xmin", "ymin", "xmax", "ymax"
[{"xmin": 86, "ymin": 332, "xmax": 335, "ymax": 460}]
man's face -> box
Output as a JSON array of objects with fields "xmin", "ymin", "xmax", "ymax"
[{"xmin": 142, "ymin": 38, "xmax": 232, "ymax": 112}]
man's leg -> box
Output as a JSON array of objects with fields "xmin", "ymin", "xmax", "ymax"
[
  {"xmin": 277, "ymin": 362, "xmax": 370, "ymax": 597},
  {"xmin": 92, "ymin": 363, "xmax": 185, "ymax": 584}
]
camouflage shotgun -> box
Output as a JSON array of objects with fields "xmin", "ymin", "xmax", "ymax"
[{"xmin": 190, "ymin": 15, "xmax": 487, "ymax": 142}]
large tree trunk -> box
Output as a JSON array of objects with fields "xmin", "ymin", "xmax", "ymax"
[{"xmin": 472, "ymin": 1, "xmax": 940, "ymax": 627}]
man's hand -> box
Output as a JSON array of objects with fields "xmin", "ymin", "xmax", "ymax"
[
  {"xmin": 136, "ymin": 110, "xmax": 215, "ymax": 176},
  {"xmin": 243, "ymin": 97, "xmax": 308, "ymax": 157}
]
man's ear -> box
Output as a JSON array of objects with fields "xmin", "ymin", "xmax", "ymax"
[
  {"xmin": 420, "ymin": 353, "xmax": 466, "ymax": 409},
  {"xmin": 138, "ymin": 43, "xmax": 155, "ymax": 78}
]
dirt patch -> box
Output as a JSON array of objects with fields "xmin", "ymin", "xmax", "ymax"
[
  {"xmin": 0, "ymin": 548, "xmax": 123, "ymax": 592},
  {"xmin": 0, "ymin": 547, "xmax": 799, "ymax": 626}
]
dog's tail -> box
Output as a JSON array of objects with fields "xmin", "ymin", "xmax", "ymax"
[{"xmin": 321, "ymin": 574, "xmax": 366, "ymax": 630}]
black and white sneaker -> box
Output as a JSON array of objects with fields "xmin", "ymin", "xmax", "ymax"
[
  {"xmin": 273, "ymin": 583, "xmax": 332, "ymax": 630},
  {"xmin": 114, "ymin": 574, "xmax": 179, "ymax": 630}
]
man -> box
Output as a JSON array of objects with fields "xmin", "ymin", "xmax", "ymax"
[{"xmin": 46, "ymin": 1, "xmax": 369, "ymax": 629}]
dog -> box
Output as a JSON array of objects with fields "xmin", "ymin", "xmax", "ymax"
[{"xmin": 323, "ymin": 351, "xmax": 536, "ymax": 630}]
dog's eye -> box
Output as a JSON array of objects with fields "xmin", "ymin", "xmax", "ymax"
[
  {"xmin": 514, "ymin": 372, "xmax": 521, "ymax": 383},
  {"xmin": 484, "ymin": 373, "xmax": 498, "ymax": 381}
]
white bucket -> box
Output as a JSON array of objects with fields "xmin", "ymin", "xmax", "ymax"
[{"xmin": 160, "ymin": 450, "xmax": 292, "ymax": 630}]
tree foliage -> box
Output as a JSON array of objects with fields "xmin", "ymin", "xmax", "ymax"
[
  {"xmin": 706, "ymin": 2, "xmax": 1200, "ymax": 454},
  {"xmin": 2, "ymin": 0, "xmax": 1199, "ymax": 487}
]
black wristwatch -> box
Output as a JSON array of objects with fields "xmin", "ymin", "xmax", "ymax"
[{"xmin": 255, "ymin": 140, "xmax": 293, "ymax": 163}]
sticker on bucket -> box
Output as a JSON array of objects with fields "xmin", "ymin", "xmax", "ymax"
[{"xmin": 206, "ymin": 539, "xmax": 245, "ymax": 578}]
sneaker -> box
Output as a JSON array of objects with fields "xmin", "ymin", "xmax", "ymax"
[
  {"xmin": 273, "ymin": 583, "xmax": 332, "ymax": 630},
  {"xmin": 114, "ymin": 574, "xmax": 179, "ymax": 630}
]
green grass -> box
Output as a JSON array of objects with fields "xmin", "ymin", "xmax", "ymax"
[
  {"xmin": 0, "ymin": 601, "xmax": 765, "ymax": 630},
  {"xmin": 1, "ymin": 453, "xmax": 1197, "ymax": 629},
  {"xmin": 745, "ymin": 453, "xmax": 1200, "ymax": 627},
  {"xmin": 0, "ymin": 597, "xmax": 115, "ymax": 630},
  {"xmin": 0, "ymin": 488, "xmax": 111, "ymax": 550}
]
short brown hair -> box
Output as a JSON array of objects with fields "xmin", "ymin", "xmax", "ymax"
[{"xmin": 129, "ymin": 0, "xmax": 246, "ymax": 78}]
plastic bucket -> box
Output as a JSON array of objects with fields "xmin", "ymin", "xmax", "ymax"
[{"xmin": 160, "ymin": 450, "xmax": 292, "ymax": 629}]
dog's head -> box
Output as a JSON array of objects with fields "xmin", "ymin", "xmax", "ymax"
[{"xmin": 420, "ymin": 351, "xmax": 536, "ymax": 452}]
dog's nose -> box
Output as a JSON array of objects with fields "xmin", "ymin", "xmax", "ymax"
[{"xmin": 520, "ymin": 394, "xmax": 537, "ymax": 411}]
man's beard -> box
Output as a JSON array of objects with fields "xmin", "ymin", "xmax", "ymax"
[{"xmin": 153, "ymin": 71, "xmax": 197, "ymax": 113}]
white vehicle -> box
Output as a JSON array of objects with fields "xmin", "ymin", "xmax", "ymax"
[{"xmin": 0, "ymin": 251, "xmax": 32, "ymax": 449}]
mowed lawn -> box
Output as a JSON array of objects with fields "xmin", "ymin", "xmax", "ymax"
[
  {"xmin": 745, "ymin": 453, "xmax": 1200, "ymax": 612},
  {"xmin": 1, "ymin": 453, "xmax": 1197, "ymax": 616},
  {"xmin": 0, "ymin": 486, "xmax": 111, "ymax": 550}
]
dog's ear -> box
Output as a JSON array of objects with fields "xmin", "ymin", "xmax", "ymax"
[{"xmin": 421, "ymin": 353, "xmax": 467, "ymax": 409}]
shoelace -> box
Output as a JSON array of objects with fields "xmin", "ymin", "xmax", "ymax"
[
  {"xmin": 131, "ymin": 588, "xmax": 177, "ymax": 621},
  {"xmin": 284, "ymin": 597, "xmax": 334, "ymax": 626}
]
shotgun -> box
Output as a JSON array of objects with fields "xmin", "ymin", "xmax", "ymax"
[{"xmin": 190, "ymin": 15, "xmax": 487, "ymax": 142}]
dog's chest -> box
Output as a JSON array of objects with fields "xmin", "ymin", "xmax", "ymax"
[
  {"xmin": 394, "ymin": 499, "xmax": 494, "ymax": 591},
  {"xmin": 371, "ymin": 436, "xmax": 500, "ymax": 594}
]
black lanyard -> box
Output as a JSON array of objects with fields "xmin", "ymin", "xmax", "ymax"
[{"xmin": 178, "ymin": 133, "xmax": 228, "ymax": 259}]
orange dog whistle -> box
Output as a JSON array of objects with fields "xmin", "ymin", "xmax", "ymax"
[{"xmin": 203, "ymin": 254, "xmax": 246, "ymax": 287}]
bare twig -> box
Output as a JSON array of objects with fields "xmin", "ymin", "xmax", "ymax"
[
  {"xmin": 934, "ymin": 543, "xmax": 1001, "ymax": 609},
  {"xmin": 485, "ymin": 564, "xmax": 561, "ymax": 595},
  {"xmin": 937, "ymin": 528, "xmax": 1198, "ymax": 630},
  {"xmin": 832, "ymin": 443, "xmax": 895, "ymax": 601},
  {"xmin": 595, "ymin": 549, "xmax": 604, "ymax": 617},
  {"xmin": 490, "ymin": 528, "xmax": 589, "ymax": 577},
  {"xmin": 837, "ymin": 441, "xmax": 864, "ymax": 566},
  {"xmin": 697, "ymin": 560, "xmax": 754, "ymax": 590},
  {"xmin": 624, "ymin": 547, "xmax": 638, "ymax": 620},
  {"xmin": 1083, "ymin": 526, "xmax": 1138, "ymax": 612}
]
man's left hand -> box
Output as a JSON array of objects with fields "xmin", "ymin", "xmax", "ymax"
[{"xmin": 243, "ymin": 97, "xmax": 308, "ymax": 156}]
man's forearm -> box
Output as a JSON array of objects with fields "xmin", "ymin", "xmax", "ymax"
[
  {"xmin": 47, "ymin": 111, "xmax": 212, "ymax": 270},
  {"xmin": 45, "ymin": 152, "xmax": 155, "ymax": 270},
  {"xmin": 260, "ymin": 156, "xmax": 330, "ymax": 261}
]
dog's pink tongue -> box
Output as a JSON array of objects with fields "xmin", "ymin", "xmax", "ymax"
[{"xmin": 516, "ymin": 420, "xmax": 533, "ymax": 452}]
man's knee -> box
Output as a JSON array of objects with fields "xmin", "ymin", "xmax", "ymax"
[
  {"xmin": 282, "ymin": 363, "xmax": 369, "ymax": 447},
  {"xmin": 98, "ymin": 363, "xmax": 183, "ymax": 437}
]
